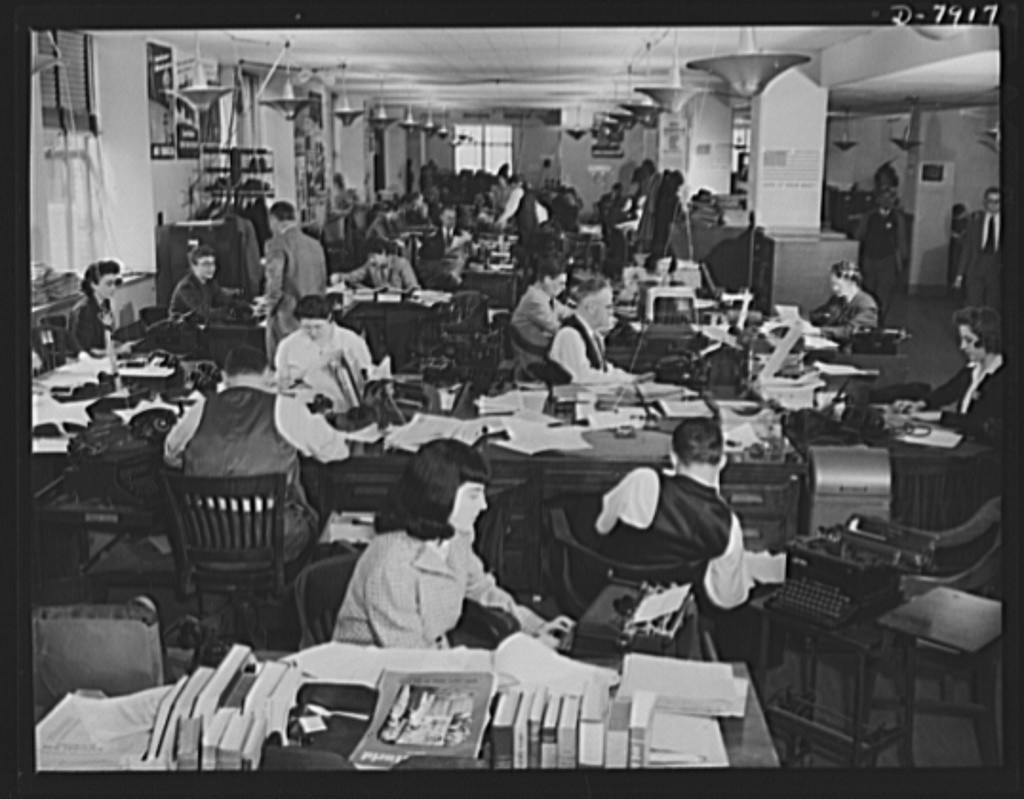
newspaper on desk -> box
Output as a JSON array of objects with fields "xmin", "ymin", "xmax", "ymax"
[
  {"xmin": 36, "ymin": 686, "xmax": 173, "ymax": 771},
  {"xmin": 384, "ymin": 413, "xmax": 504, "ymax": 452}
]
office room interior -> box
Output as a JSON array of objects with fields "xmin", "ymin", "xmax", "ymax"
[{"xmin": 16, "ymin": 5, "xmax": 1019, "ymax": 791}]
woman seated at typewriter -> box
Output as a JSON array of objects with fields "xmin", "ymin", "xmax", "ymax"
[
  {"xmin": 169, "ymin": 245, "xmax": 250, "ymax": 324},
  {"xmin": 879, "ymin": 306, "xmax": 1003, "ymax": 439},
  {"xmin": 69, "ymin": 259, "xmax": 133, "ymax": 358},
  {"xmin": 274, "ymin": 294, "xmax": 374, "ymax": 415},
  {"xmin": 333, "ymin": 439, "xmax": 573, "ymax": 649},
  {"xmin": 809, "ymin": 261, "xmax": 879, "ymax": 345},
  {"xmin": 595, "ymin": 416, "xmax": 751, "ymax": 612}
]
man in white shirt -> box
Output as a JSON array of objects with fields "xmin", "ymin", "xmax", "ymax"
[
  {"xmin": 165, "ymin": 345, "xmax": 352, "ymax": 561},
  {"xmin": 954, "ymin": 187, "xmax": 1001, "ymax": 308},
  {"xmin": 548, "ymin": 275, "xmax": 635, "ymax": 385},
  {"xmin": 274, "ymin": 294, "xmax": 375, "ymax": 414},
  {"xmin": 496, "ymin": 174, "xmax": 549, "ymax": 243},
  {"xmin": 595, "ymin": 416, "xmax": 751, "ymax": 611}
]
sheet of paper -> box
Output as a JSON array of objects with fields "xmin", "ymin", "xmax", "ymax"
[
  {"xmin": 376, "ymin": 292, "xmax": 402, "ymax": 303},
  {"xmin": 476, "ymin": 389, "xmax": 549, "ymax": 416},
  {"xmin": 803, "ymin": 334, "xmax": 839, "ymax": 351},
  {"xmin": 283, "ymin": 642, "xmax": 493, "ymax": 686},
  {"xmin": 775, "ymin": 304, "xmax": 801, "ymax": 321},
  {"xmin": 744, "ymin": 550, "xmax": 787, "ymax": 585},
  {"xmin": 693, "ymin": 298, "xmax": 716, "ymax": 310},
  {"xmin": 33, "ymin": 437, "xmax": 71, "ymax": 454},
  {"xmin": 415, "ymin": 290, "xmax": 452, "ymax": 307},
  {"xmin": 635, "ymin": 381, "xmax": 694, "ymax": 401},
  {"xmin": 913, "ymin": 410, "xmax": 942, "ymax": 422},
  {"xmin": 896, "ymin": 427, "xmax": 963, "ymax": 449},
  {"xmin": 813, "ymin": 362, "xmax": 879, "ymax": 378},
  {"xmin": 116, "ymin": 365, "xmax": 175, "ymax": 379},
  {"xmin": 32, "ymin": 392, "xmax": 93, "ymax": 427},
  {"xmin": 723, "ymin": 422, "xmax": 761, "ymax": 451},
  {"xmin": 618, "ymin": 655, "xmax": 744, "ymax": 717},
  {"xmin": 492, "ymin": 425, "xmax": 592, "ymax": 455},
  {"xmin": 648, "ymin": 711, "xmax": 729, "ymax": 768},
  {"xmin": 631, "ymin": 584, "xmax": 691, "ymax": 625},
  {"xmin": 493, "ymin": 633, "xmax": 618, "ymax": 694},
  {"xmin": 582, "ymin": 409, "xmax": 647, "ymax": 432},
  {"xmin": 655, "ymin": 399, "xmax": 715, "ymax": 418},
  {"xmin": 384, "ymin": 414, "xmax": 500, "ymax": 452}
]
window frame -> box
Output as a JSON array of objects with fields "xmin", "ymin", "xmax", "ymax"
[{"xmin": 36, "ymin": 29, "xmax": 99, "ymax": 135}]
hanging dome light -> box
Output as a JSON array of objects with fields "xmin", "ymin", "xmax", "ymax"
[
  {"xmin": 832, "ymin": 108, "xmax": 859, "ymax": 151},
  {"xmin": 687, "ymin": 27, "xmax": 810, "ymax": 99},
  {"xmin": 564, "ymin": 105, "xmax": 588, "ymax": 140},
  {"xmin": 890, "ymin": 100, "xmax": 921, "ymax": 151},
  {"xmin": 636, "ymin": 31, "xmax": 703, "ymax": 113},
  {"xmin": 258, "ymin": 42, "xmax": 312, "ymax": 120},
  {"xmin": 333, "ymin": 63, "xmax": 363, "ymax": 126},
  {"xmin": 621, "ymin": 57, "xmax": 662, "ymax": 127},
  {"xmin": 399, "ymin": 105, "xmax": 422, "ymax": 131},
  {"xmin": 177, "ymin": 33, "xmax": 233, "ymax": 112},
  {"xmin": 421, "ymin": 106, "xmax": 438, "ymax": 136}
]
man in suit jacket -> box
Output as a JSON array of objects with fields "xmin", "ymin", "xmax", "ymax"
[
  {"xmin": 855, "ymin": 187, "xmax": 909, "ymax": 324},
  {"xmin": 258, "ymin": 200, "xmax": 328, "ymax": 361},
  {"xmin": 954, "ymin": 187, "xmax": 1001, "ymax": 308},
  {"xmin": 417, "ymin": 205, "xmax": 471, "ymax": 290}
]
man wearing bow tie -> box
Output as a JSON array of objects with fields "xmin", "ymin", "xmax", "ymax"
[{"xmin": 954, "ymin": 187, "xmax": 1001, "ymax": 308}]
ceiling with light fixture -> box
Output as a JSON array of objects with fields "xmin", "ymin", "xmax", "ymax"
[{"xmin": 88, "ymin": 26, "xmax": 1001, "ymax": 116}]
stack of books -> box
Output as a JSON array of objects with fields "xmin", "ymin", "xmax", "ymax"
[{"xmin": 141, "ymin": 645, "xmax": 300, "ymax": 771}]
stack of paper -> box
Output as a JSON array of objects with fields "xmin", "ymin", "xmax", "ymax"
[
  {"xmin": 813, "ymin": 361, "xmax": 879, "ymax": 378},
  {"xmin": 581, "ymin": 408, "xmax": 647, "ymax": 432},
  {"xmin": 617, "ymin": 654, "xmax": 745, "ymax": 717},
  {"xmin": 476, "ymin": 389, "xmax": 550, "ymax": 416},
  {"xmin": 414, "ymin": 290, "xmax": 453, "ymax": 307},
  {"xmin": 648, "ymin": 711, "xmax": 729, "ymax": 768},
  {"xmin": 655, "ymin": 398, "xmax": 715, "ymax": 418}
]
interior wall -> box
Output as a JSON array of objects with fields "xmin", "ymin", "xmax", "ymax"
[
  {"xmin": 559, "ymin": 122, "xmax": 655, "ymax": 214},
  {"xmin": 514, "ymin": 121, "xmax": 560, "ymax": 189},
  {"xmin": 331, "ymin": 95, "xmax": 369, "ymax": 202}
]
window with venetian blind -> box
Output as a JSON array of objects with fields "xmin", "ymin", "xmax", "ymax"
[{"xmin": 35, "ymin": 30, "xmax": 98, "ymax": 134}]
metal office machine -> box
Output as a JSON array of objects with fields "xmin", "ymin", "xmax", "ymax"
[
  {"xmin": 642, "ymin": 285, "xmax": 696, "ymax": 325},
  {"xmin": 807, "ymin": 446, "xmax": 891, "ymax": 535}
]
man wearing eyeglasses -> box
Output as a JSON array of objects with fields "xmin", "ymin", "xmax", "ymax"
[
  {"xmin": 954, "ymin": 187, "xmax": 1001, "ymax": 308},
  {"xmin": 169, "ymin": 245, "xmax": 247, "ymax": 323},
  {"xmin": 548, "ymin": 275, "xmax": 637, "ymax": 385}
]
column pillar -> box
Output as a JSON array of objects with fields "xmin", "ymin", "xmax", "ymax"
[
  {"xmin": 749, "ymin": 68, "xmax": 828, "ymax": 230},
  {"xmin": 684, "ymin": 93, "xmax": 733, "ymax": 196}
]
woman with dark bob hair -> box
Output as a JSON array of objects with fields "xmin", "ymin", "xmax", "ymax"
[
  {"xmin": 882, "ymin": 306, "xmax": 1003, "ymax": 438},
  {"xmin": 68, "ymin": 259, "xmax": 132, "ymax": 358},
  {"xmin": 333, "ymin": 439, "xmax": 572, "ymax": 649}
]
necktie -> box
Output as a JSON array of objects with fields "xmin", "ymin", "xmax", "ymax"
[
  {"xmin": 594, "ymin": 332, "xmax": 607, "ymax": 370},
  {"xmin": 983, "ymin": 215, "xmax": 996, "ymax": 254},
  {"xmin": 329, "ymin": 354, "xmax": 362, "ymax": 411}
]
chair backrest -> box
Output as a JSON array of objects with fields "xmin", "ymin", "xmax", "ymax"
[
  {"xmin": 292, "ymin": 549, "xmax": 364, "ymax": 649},
  {"xmin": 33, "ymin": 325, "xmax": 75, "ymax": 371},
  {"xmin": 544, "ymin": 496, "xmax": 702, "ymax": 618},
  {"xmin": 161, "ymin": 471, "xmax": 289, "ymax": 598},
  {"xmin": 900, "ymin": 495, "xmax": 1002, "ymax": 598},
  {"xmin": 39, "ymin": 313, "xmax": 68, "ymax": 329}
]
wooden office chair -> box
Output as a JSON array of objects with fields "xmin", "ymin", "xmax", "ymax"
[
  {"xmin": 162, "ymin": 471, "xmax": 311, "ymax": 646},
  {"xmin": 292, "ymin": 547, "xmax": 364, "ymax": 649}
]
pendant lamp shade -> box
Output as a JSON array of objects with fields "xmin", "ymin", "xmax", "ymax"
[
  {"xmin": 178, "ymin": 36, "xmax": 232, "ymax": 112},
  {"xmin": 369, "ymin": 102, "xmax": 397, "ymax": 129},
  {"xmin": 608, "ymin": 110, "xmax": 637, "ymax": 129},
  {"xmin": 564, "ymin": 106, "xmax": 588, "ymax": 140},
  {"xmin": 333, "ymin": 63, "xmax": 364, "ymax": 126},
  {"xmin": 399, "ymin": 105, "xmax": 422, "ymax": 131},
  {"xmin": 258, "ymin": 42, "xmax": 311, "ymax": 120},
  {"xmin": 687, "ymin": 28, "xmax": 810, "ymax": 99},
  {"xmin": 891, "ymin": 125, "xmax": 921, "ymax": 151},
  {"xmin": 635, "ymin": 32, "xmax": 700, "ymax": 113},
  {"xmin": 422, "ymin": 107, "xmax": 438, "ymax": 135},
  {"xmin": 832, "ymin": 109, "xmax": 859, "ymax": 151}
]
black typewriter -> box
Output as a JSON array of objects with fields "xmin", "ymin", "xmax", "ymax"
[{"xmin": 766, "ymin": 515, "xmax": 935, "ymax": 628}]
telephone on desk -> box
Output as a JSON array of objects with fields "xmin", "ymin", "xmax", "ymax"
[{"xmin": 766, "ymin": 514, "xmax": 935, "ymax": 628}]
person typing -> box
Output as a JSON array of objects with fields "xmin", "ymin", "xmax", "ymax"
[
  {"xmin": 595, "ymin": 416, "xmax": 751, "ymax": 611},
  {"xmin": 343, "ymin": 239, "xmax": 420, "ymax": 291},
  {"xmin": 548, "ymin": 275, "xmax": 637, "ymax": 385},
  {"xmin": 808, "ymin": 261, "xmax": 879, "ymax": 345},
  {"xmin": 333, "ymin": 440, "xmax": 572, "ymax": 650}
]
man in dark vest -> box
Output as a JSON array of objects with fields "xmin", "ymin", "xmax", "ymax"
[
  {"xmin": 548, "ymin": 275, "xmax": 635, "ymax": 385},
  {"xmin": 595, "ymin": 416, "xmax": 751, "ymax": 611},
  {"xmin": 163, "ymin": 345, "xmax": 352, "ymax": 563},
  {"xmin": 954, "ymin": 186, "xmax": 1001, "ymax": 308}
]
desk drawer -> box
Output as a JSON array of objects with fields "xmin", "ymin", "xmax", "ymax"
[{"xmin": 721, "ymin": 480, "xmax": 799, "ymax": 514}]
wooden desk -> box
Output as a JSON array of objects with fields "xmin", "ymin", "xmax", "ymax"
[{"xmin": 308, "ymin": 430, "xmax": 806, "ymax": 593}]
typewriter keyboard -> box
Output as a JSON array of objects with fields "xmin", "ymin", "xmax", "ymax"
[{"xmin": 766, "ymin": 578, "xmax": 858, "ymax": 628}]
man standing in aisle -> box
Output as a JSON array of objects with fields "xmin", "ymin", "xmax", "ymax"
[
  {"xmin": 954, "ymin": 187, "xmax": 1001, "ymax": 309},
  {"xmin": 257, "ymin": 200, "xmax": 327, "ymax": 360},
  {"xmin": 854, "ymin": 186, "xmax": 908, "ymax": 325}
]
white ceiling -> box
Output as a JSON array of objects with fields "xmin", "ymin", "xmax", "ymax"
[{"xmin": 92, "ymin": 26, "xmax": 1001, "ymax": 115}]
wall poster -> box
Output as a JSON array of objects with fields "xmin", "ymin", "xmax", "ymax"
[{"xmin": 146, "ymin": 42, "xmax": 176, "ymax": 159}]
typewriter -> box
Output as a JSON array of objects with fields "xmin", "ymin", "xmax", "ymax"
[{"xmin": 766, "ymin": 515, "xmax": 936, "ymax": 628}]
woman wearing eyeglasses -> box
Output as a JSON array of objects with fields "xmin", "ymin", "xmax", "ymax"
[{"xmin": 68, "ymin": 259, "xmax": 132, "ymax": 358}]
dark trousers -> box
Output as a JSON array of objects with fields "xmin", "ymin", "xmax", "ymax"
[
  {"xmin": 965, "ymin": 253, "xmax": 1000, "ymax": 309},
  {"xmin": 861, "ymin": 254, "xmax": 899, "ymax": 324}
]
